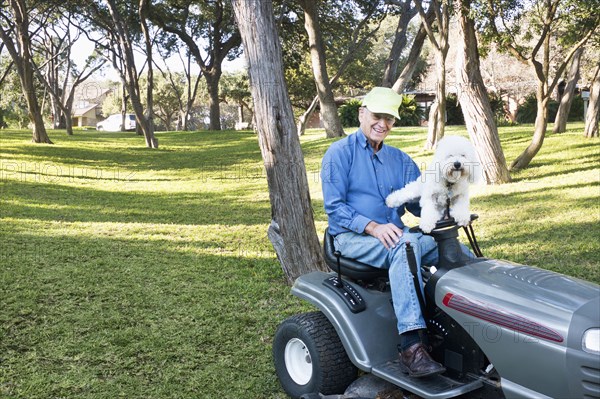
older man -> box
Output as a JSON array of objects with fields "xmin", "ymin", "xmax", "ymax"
[{"xmin": 321, "ymin": 87, "xmax": 445, "ymax": 377}]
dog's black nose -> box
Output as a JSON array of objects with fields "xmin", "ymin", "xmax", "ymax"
[{"xmin": 453, "ymin": 161, "xmax": 462, "ymax": 169}]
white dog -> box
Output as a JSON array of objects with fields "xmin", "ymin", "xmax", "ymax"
[{"xmin": 386, "ymin": 136, "xmax": 481, "ymax": 233}]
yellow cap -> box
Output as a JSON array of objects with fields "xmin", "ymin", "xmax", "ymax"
[{"xmin": 361, "ymin": 87, "xmax": 402, "ymax": 119}]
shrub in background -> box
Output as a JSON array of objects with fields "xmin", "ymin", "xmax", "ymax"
[
  {"xmin": 445, "ymin": 94, "xmax": 465, "ymax": 125},
  {"xmin": 338, "ymin": 99, "xmax": 362, "ymax": 127},
  {"xmin": 442, "ymin": 92, "xmax": 509, "ymax": 126},
  {"xmin": 567, "ymin": 95, "xmax": 585, "ymax": 121},
  {"xmin": 488, "ymin": 92, "xmax": 511, "ymax": 125},
  {"xmin": 516, "ymin": 94, "xmax": 563, "ymax": 124},
  {"xmin": 396, "ymin": 95, "xmax": 423, "ymax": 127}
]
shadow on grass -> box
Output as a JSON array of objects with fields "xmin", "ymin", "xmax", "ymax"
[
  {"xmin": 0, "ymin": 229, "xmax": 295, "ymax": 398},
  {"xmin": 476, "ymin": 219, "xmax": 599, "ymax": 283},
  {"xmin": 1, "ymin": 131, "xmax": 264, "ymax": 173},
  {"xmin": 1, "ymin": 180, "xmax": 271, "ymax": 226}
]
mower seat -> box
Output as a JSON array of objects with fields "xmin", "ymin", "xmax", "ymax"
[{"xmin": 323, "ymin": 228, "xmax": 388, "ymax": 281}]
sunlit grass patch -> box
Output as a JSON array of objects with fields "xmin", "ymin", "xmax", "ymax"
[{"xmin": 1, "ymin": 123, "xmax": 598, "ymax": 398}]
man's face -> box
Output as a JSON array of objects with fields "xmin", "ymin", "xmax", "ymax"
[{"xmin": 358, "ymin": 107, "xmax": 396, "ymax": 150}]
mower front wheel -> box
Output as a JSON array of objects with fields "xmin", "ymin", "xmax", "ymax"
[{"xmin": 273, "ymin": 311, "xmax": 358, "ymax": 398}]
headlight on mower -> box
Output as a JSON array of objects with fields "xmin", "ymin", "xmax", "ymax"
[{"xmin": 582, "ymin": 329, "xmax": 600, "ymax": 354}]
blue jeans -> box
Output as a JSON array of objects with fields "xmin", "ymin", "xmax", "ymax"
[{"xmin": 334, "ymin": 228, "xmax": 469, "ymax": 335}]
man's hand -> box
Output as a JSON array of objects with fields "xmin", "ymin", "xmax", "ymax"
[{"xmin": 364, "ymin": 221, "xmax": 403, "ymax": 249}]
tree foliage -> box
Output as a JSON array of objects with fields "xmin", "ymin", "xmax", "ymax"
[
  {"xmin": 278, "ymin": 0, "xmax": 388, "ymax": 109},
  {"xmin": 150, "ymin": 0, "xmax": 241, "ymax": 131},
  {"xmin": 476, "ymin": 0, "xmax": 599, "ymax": 170},
  {"xmin": 0, "ymin": 0, "xmax": 54, "ymax": 143},
  {"xmin": 76, "ymin": 0, "xmax": 159, "ymax": 147},
  {"xmin": 220, "ymin": 71, "xmax": 252, "ymax": 124}
]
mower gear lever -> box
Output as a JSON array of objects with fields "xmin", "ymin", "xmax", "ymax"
[{"xmin": 333, "ymin": 250, "xmax": 343, "ymax": 288}]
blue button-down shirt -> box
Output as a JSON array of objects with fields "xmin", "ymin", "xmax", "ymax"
[{"xmin": 321, "ymin": 129, "xmax": 422, "ymax": 236}]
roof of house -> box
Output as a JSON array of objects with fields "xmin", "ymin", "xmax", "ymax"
[{"xmin": 72, "ymin": 104, "xmax": 99, "ymax": 117}]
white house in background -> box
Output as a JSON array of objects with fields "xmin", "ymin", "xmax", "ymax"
[
  {"xmin": 72, "ymin": 104, "xmax": 98, "ymax": 127},
  {"xmin": 70, "ymin": 86, "xmax": 114, "ymax": 128}
]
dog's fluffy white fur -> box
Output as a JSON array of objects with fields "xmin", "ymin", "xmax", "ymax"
[{"xmin": 386, "ymin": 136, "xmax": 481, "ymax": 233}]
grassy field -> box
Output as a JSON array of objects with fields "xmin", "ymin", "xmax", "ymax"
[{"xmin": 0, "ymin": 124, "xmax": 598, "ymax": 398}]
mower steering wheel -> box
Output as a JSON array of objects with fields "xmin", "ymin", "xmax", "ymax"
[{"xmin": 409, "ymin": 214, "xmax": 479, "ymax": 235}]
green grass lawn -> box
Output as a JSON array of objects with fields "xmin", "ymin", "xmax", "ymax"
[{"xmin": 1, "ymin": 124, "xmax": 598, "ymax": 398}]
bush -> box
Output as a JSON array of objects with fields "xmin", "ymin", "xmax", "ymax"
[
  {"xmin": 0, "ymin": 109, "xmax": 7, "ymax": 129},
  {"xmin": 488, "ymin": 92, "xmax": 508, "ymax": 124},
  {"xmin": 445, "ymin": 94, "xmax": 464, "ymax": 125},
  {"xmin": 516, "ymin": 94, "xmax": 561, "ymax": 124},
  {"xmin": 396, "ymin": 95, "xmax": 423, "ymax": 127},
  {"xmin": 338, "ymin": 99, "xmax": 362, "ymax": 127},
  {"xmin": 426, "ymin": 93, "xmax": 508, "ymax": 126},
  {"xmin": 568, "ymin": 95, "xmax": 585, "ymax": 121}
]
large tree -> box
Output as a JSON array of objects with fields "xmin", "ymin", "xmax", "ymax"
[
  {"xmin": 381, "ymin": 0, "xmax": 417, "ymax": 88},
  {"xmin": 231, "ymin": 0, "xmax": 327, "ymax": 283},
  {"xmin": 297, "ymin": 0, "xmax": 345, "ymax": 138},
  {"xmin": 33, "ymin": 13, "xmax": 105, "ymax": 135},
  {"xmin": 80, "ymin": 0, "xmax": 158, "ymax": 148},
  {"xmin": 414, "ymin": 0, "xmax": 450, "ymax": 149},
  {"xmin": 480, "ymin": 0, "xmax": 599, "ymax": 170},
  {"xmin": 0, "ymin": 0, "xmax": 53, "ymax": 143},
  {"xmin": 151, "ymin": 0, "xmax": 241, "ymax": 131},
  {"xmin": 154, "ymin": 45, "xmax": 202, "ymax": 131},
  {"xmin": 391, "ymin": 7, "xmax": 433, "ymax": 93},
  {"xmin": 454, "ymin": 0, "xmax": 511, "ymax": 184},
  {"xmin": 295, "ymin": 1, "xmax": 385, "ymax": 135},
  {"xmin": 139, "ymin": 0, "xmax": 155, "ymax": 142},
  {"xmin": 553, "ymin": 47, "xmax": 584, "ymax": 134},
  {"xmin": 584, "ymin": 61, "xmax": 599, "ymax": 138}
]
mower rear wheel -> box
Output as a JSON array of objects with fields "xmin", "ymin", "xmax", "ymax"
[{"xmin": 273, "ymin": 311, "xmax": 358, "ymax": 398}]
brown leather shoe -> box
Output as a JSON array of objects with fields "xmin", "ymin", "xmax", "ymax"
[{"xmin": 399, "ymin": 343, "xmax": 446, "ymax": 377}]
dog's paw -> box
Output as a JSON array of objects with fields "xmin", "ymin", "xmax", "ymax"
[
  {"xmin": 386, "ymin": 190, "xmax": 406, "ymax": 208},
  {"xmin": 453, "ymin": 211, "xmax": 471, "ymax": 227},
  {"xmin": 419, "ymin": 220, "xmax": 436, "ymax": 233}
]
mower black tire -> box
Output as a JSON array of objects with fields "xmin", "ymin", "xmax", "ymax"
[{"xmin": 273, "ymin": 311, "xmax": 358, "ymax": 398}]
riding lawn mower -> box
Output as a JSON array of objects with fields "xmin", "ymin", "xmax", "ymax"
[{"xmin": 272, "ymin": 216, "xmax": 600, "ymax": 399}]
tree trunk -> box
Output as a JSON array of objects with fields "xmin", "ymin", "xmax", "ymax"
[
  {"xmin": 179, "ymin": 110, "xmax": 187, "ymax": 131},
  {"xmin": 510, "ymin": 34, "xmax": 551, "ymax": 171},
  {"xmin": 297, "ymin": 95, "xmax": 319, "ymax": 136},
  {"xmin": 205, "ymin": 70, "xmax": 222, "ymax": 131},
  {"xmin": 415, "ymin": 0, "xmax": 449, "ymax": 150},
  {"xmin": 64, "ymin": 111, "xmax": 74, "ymax": 136},
  {"xmin": 23, "ymin": 61, "xmax": 51, "ymax": 143},
  {"xmin": 296, "ymin": 6, "xmax": 382, "ymax": 136},
  {"xmin": 391, "ymin": 20, "xmax": 428, "ymax": 93},
  {"xmin": 120, "ymin": 83, "xmax": 129, "ymax": 131},
  {"xmin": 300, "ymin": 0, "xmax": 344, "ymax": 138},
  {"xmin": 29, "ymin": 99, "xmax": 52, "ymax": 144},
  {"xmin": 102, "ymin": 0, "xmax": 156, "ymax": 147},
  {"xmin": 511, "ymin": 90, "xmax": 549, "ymax": 171},
  {"xmin": 584, "ymin": 62, "xmax": 600, "ymax": 138},
  {"xmin": 381, "ymin": 1, "xmax": 417, "ymax": 88},
  {"xmin": 51, "ymin": 101, "xmax": 63, "ymax": 130},
  {"xmin": 455, "ymin": 0, "xmax": 510, "ymax": 184},
  {"xmin": 232, "ymin": 0, "xmax": 327, "ymax": 284},
  {"xmin": 425, "ymin": 52, "xmax": 447, "ymax": 149},
  {"xmin": 553, "ymin": 47, "xmax": 584, "ymax": 133},
  {"xmin": 140, "ymin": 0, "xmax": 157, "ymax": 147}
]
